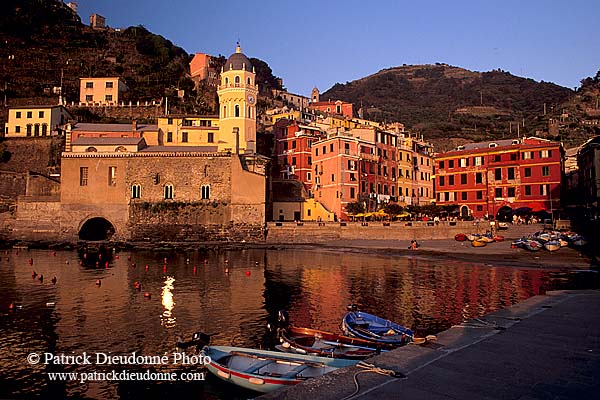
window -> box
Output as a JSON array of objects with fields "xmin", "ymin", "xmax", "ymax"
[
  {"xmin": 330, "ymin": 143, "xmax": 334, "ymax": 152},
  {"xmin": 308, "ymin": 157, "xmax": 312, "ymax": 165},
  {"xmin": 38, "ymin": 111, "xmax": 44, "ymax": 118},
  {"xmin": 167, "ymin": 118, "xmax": 173, "ymax": 125},
  {"xmin": 235, "ymin": 104, "xmax": 240, "ymax": 117},
  {"xmin": 292, "ymin": 157, "xmax": 296, "ymax": 166},
  {"xmin": 85, "ymin": 95, "xmax": 93, "ymax": 102},
  {"xmin": 510, "ymin": 153, "xmax": 518, "ymax": 161},
  {"xmin": 207, "ymin": 132, "xmax": 214, "ymax": 143},
  {"xmin": 86, "ymin": 82, "xmax": 93, "ymax": 88},
  {"xmin": 15, "ymin": 126, "xmax": 20, "ymax": 133},
  {"xmin": 522, "ymin": 151, "xmax": 532, "ymax": 160},
  {"xmin": 476, "ymin": 172, "xmax": 482, "ymax": 184},
  {"xmin": 331, "ymin": 174, "xmax": 335, "ymax": 182},
  {"xmin": 164, "ymin": 184, "xmax": 174, "ymax": 199},
  {"xmin": 461, "ymin": 174, "xmax": 467, "ymax": 184},
  {"xmin": 181, "ymin": 132, "xmax": 188, "ymax": 143},
  {"xmin": 350, "ymin": 187, "xmax": 355, "ymax": 199},
  {"xmin": 108, "ymin": 166, "xmax": 117, "ymax": 186},
  {"xmin": 439, "ymin": 161, "xmax": 445, "ymax": 169},
  {"xmin": 26, "ymin": 125, "xmax": 32, "ymax": 136},
  {"xmin": 476, "ymin": 190, "xmax": 483, "ymax": 200},
  {"xmin": 495, "ymin": 188, "xmax": 502, "ymax": 198},
  {"xmin": 105, "ymin": 94, "xmax": 113, "ymax": 102},
  {"xmin": 448, "ymin": 175, "xmax": 454, "ymax": 185},
  {"xmin": 106, "ymin": 82, "xmax": 113, "ymax": 88},
  {"xmin": 322, "ymin": 146, "xmax": 326, "ymax": 154},
  {"xmin": 461, "ymin": 192, "xmax": 467, "ymax": 200},
  {"xmin": 495, "ymin": 168, "xmax": 502, "ymax": 180},
  {"xmin": 508, "ymin": 187, "xmax": 515, "ymax": 197},
  {"xmin": 508, "ymin": 168, "xmax": 515, "ymax": 180},
  {"xmin": 223, "ymin": 106, "xmax": 226, "ymax": 116},
  {"xmin": 448, "ymin": 160, "xmax": 454, "ymax": 168},
  {"xmin": 460, "ymin": 158, "xmax": 468, "ymax": 167},
  {"xmin": 27, "ymin": 111, "xmax": 32, "ymax": 118},
  {"xmin": 477, "ymin": 205, "xmax": 483, "ymax": 211},
  {"xmin": 307, "ymin": 172, "xmax": 311, "ymax": 181},
  {"xmin": 524, "ymin": 167, "xmax": 531, "ymax": 177},
  {"xmin": 15, "ymin": 111, "xmax": 21, "ymax": 118},
  {"xmin": 34, "ymin": 124, "xmax": 39, "ymax": 136},
  {"xmin": 201, "ymin": 185, "xmax": 210, "ymax": 199},
  {"xmin": 540, "ymin": 184, "xmax": 548, "ymax": 196},
  {"xmin": 131, "ymin": 184, "xmax": 141, "ymax": 199},
  {"xmin": 494, "ymin": 155, "xmax": 501, "ymax": 162},
  {"xmin": 475, "ymin": 156, "xmax": 483, "ymax": 166},
  {"xmin": 542, "ymin": 166, "xmax": 550, "ymax": 176},
  {"xmin": 247, "ymin": 77, "xmax": 251, "ymax": 85},
  {"xmin": 525, "ymin": 185, "xmax": 531, "ymax": 196},
  {"xmin": 235, "ymin": 76, "xmax": 240, "ymax": 85},
  {"xmin": 41, "ymin": 124, "xmax": 47, "ymax": 136},
  {"xmin": 439, "ymin": 176, "xmax": 445, "ymax": 186},
  {"xmin": 540, "ymin": 150, "xmax": 551, "ymax": 158},
  {"xmin": 80, "ymin": 167, "xmax": 88, "ymax": 186},
  {"xmin": 167, "ymin": 132, "xmax": 173, "ymax": 142}
]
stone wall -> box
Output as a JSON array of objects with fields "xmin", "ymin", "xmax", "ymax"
[
  {"xmin": 0, "ymin": 171, "xmax": 27, "ymax": 211},
  {"xmin": 266, "ymin": 221, "xmax": 491, "ymax": 243},
  {"xmin": 67, "ymin": 105, "xmax": 163, "ymax": 122},
  {"xmin": 11, "ymin": 199, "xmax": 63, "ymax": 241},
  {"xmin": 0, "ymin": 137, "xmax": 64, "ymax": 174}
]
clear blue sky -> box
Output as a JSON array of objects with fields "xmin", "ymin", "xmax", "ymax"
[{"xmin": 77, "ymin": 0, "xmax": 599, "ymax": 96}]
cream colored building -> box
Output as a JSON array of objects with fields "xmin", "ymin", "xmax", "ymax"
[
  {"xmin": 4, "ymin": 105, "xmax": 72, "ymax": 137},
  {"xmin": 217, "ymin": 44, "xmax": 259, "ymax": 153},
  {"xmin": 154, "ymin": 115, "xmax": 220, "ymax": 147},
  {"xmin": 79, "ymin": 77, "xmax": 128, "ymax": 105}
]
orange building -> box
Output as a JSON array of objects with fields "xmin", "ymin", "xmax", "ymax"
[
  {"xmin": 189, "ymin": 53, "xmax": 218, "ymax": 87},
  {"xmin": 308, "ymin": 100, "xmax": 354, "ymax": 118}
]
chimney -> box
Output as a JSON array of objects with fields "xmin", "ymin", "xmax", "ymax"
[
  {"xmin": 233, "ymin": 127, "xmax": 240, "ymax": 154},
  {"xmin": 132, "ymin": 120, "xmax": 138, "ymax": 131}
]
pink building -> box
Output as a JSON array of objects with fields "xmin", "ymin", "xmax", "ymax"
[{"xmin": 308, "ymin": 100, "xmax": 354, "ymax": 118}]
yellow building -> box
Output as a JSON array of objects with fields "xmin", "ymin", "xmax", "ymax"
[
  {"xmin": 154, "ymin": 115, "xmax": 220, "ymax": 147},
  {"xmin": 79, "ymin": 77, "xmax": 128, "ymax": 105},
  {"xmin": 217, "ymin": 44, "xmax": 259, "ymax": 153},
  {"xmin": 3, "ymin": 105, "xmax": 72, "ymax": 137}
]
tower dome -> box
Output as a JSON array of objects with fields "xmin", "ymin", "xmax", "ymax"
[{"xmin": 224, "ymin": 43, "xmax": 253, "ymax": 72}]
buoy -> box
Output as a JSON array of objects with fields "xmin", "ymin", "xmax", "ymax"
[
  {"xmin": 105, "ymin": 261, "xmax": 109, "ymax": 268},
  {"xmin": 46, "ymin": 302, "xmax": 56, "ymax": 307},
  {"xmin": 83, "ymin": 253, "xmax": 87, "ymax": 259},
  {"xmin": 16, "ymin": 251, "xmax": 19, "ymax": 256},
  {"xmin": 245, "ymin": 271, "xmax": 251, "ymax": 276},
  {"xmin": 52, "ymin": 251, "xmax": 56, "ymax": 256},
  {"xmin": 128, "ymin": 256, "xmax": 131, "ymax": 261},
  {"xmin": 225, "ymin": 259, "xmax": 229, "ymax": 264},
  {"xmin": 9, "ymin": 302, "xmax": 15, "ymax": 310},
  {"xmin": 65, "ymin": 260, "xmax": 69, "ymax": 265},
  {"xmin": 28, "ymin": 258, "xmax": 33, "ymax": 265},
  {"xmin": 133, "ymin": 281, "xmax": 141, "ymax": 290},
  {"xmin": 255, "ymin": 261, "xmax": 259, "ymax": 265},
  {"xmin": 32, "ymin": 271, "xmax": 37, "ymax": 278},
  {"xmin": 145, "ymin": 264, "xmax": 149, "ymax": 271},
  {"xmin": 204, "ymin": 259, "xmax": 208, "ymax": 264},
  {"xmin": 193, "ymin": 266, "xmax": 197, "ymax": 274},
  {"xmin": 98, "ymin": 254, "xmax": 102, "ymax": 260},
  {"xmin": 131, "ymin": 263, "xmax": 136, "ymax": 268},
  {"xmin": 79, "ymin": 261, "xmax": 83, "ymax": 265},
  {"xmin": 163, "ymin": 265, "xmax": 167, "ymax": 272},
  {"xmin": 51, "ymin": 276, "xmax": 57, "ymax": 284},
  {"xmin": 38, "ymin": 274, "xmax": 44, "ymax": 283},
  {"xmin": 115, "ymin": 255, "xmax": 119, "ymax": 260},
  {"xmin": 95, "ymin": 279, "xmax": 101, "ymax": 286},
  {"xmin": 225, "ymin": 268, "xmax": 229, "ymax": 274},
  {"xmin": 144, "ymin": 292, "xmax": 151, "ymax": 299},
  {"xmin": 186, "ymin": 258, "xmax": 190, "ymax": 264},
  {"xmin": 163, "ymin": 258, "xmax": 167, "ymax": 264}
]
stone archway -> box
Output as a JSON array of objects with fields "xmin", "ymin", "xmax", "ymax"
[
  {"xmin": 496, "ymin": 206, "xmax": 513, "ymax": 222},
  {"xmin": 79, "ymin": 217, "xmax": 116, "ymax": 241},
  {"xmin": 460, "ymin": 205, "xmax": 470, "ymax": 218}
]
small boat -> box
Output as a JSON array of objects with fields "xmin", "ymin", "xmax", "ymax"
[
  {"xmin": 497, "ymin": 222, "xmax": 509, "ymax": 230},
  {"xmin": 544, "ymin": 241, "xmax": 561, "ymax": 252},
  {"xmin": 479, "ymin": 236, "xmax": 495, "ymax": 243},
  {"xmin": 493, "ymin": 235, "xmax": 505, "ymax": 242},
  {"xmin": 523, "ymin": 240, "xmax": 542, "ymax": 251},
  {"xmin": 466, "ymin": 234, "xmax": 479, "ymax": 241},
  {"xmin": 201, "ymin": 345, "xmax": 358, "ymax": 393},
  {"xmin": 342, "ymin": 305, "xmax": 413, "ymax": 346},
  {"xmin": 455, "ymin": 233, "xmax": 467, "ymax": 242},
  {"xmin": 471, "ymin": 239, "xmax": 487, "ymax": 247},
  {"xmin": 277, "ymin": 326, "xmax": 392, "ymax": 359}
]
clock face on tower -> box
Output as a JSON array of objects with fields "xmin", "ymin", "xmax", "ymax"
[{"xmin": 247, "ymin": 94, "xmax": 255, "ymax": 105}]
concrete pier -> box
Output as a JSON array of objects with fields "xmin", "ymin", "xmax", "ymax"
[{"xmin": 260, "ymin": 289, "xmax": 600, "ymax": 399}]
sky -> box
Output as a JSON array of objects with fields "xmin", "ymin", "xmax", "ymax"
[{"xmin": 75, "ymin": 0, "xmax": 600, "ymax": 96}]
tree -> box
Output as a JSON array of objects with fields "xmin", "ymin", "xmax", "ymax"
[
  {"xmin": 383, "ymin": 203, "xmax": 403, "ymax": 216},
  {"xmin": 345, "ymin": 202, "xmax": 365, "ymax": 215}
]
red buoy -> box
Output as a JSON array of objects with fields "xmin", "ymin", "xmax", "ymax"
[
  {"xmin": 144, "ymin": 292, "xmax": 151, "ymax": 299},
  {"xmin": 225, "ymin": 268, "xmax": 229, "ymax": 274},
  {"xmin": 145, "ymin": 264, "xmax": 149, "ymax": 271},
  {"xmin": 193, "ymin": 266, "xmax": 197, "ymax": 274},
  {"xmin": 245, "ymin": 271, "xmax": 251, "ymax": 277},
  {"xmin": 28, "ymin": 258, "xmax": 33, "ymax": 265},
  {"xmin": 95, "ymin": 279, "xmax": 101, "ymax": 286},
  {"xmin": 51, "ymin": 276, "xmax": 57, "ymax": 284}
]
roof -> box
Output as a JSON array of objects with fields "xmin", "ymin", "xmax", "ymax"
[
  {"xmin": 9, "ymin": 105, "xmax": 67, "ymax": 110},
  {"xmin": 224, "ymin": 45, "xmax": 252, "ymax": 72},
  {"xmin": 139, "ymin": 146, "xmax": 219, "ymax": 153},
  {"xmin": 71, "ymin": 137, "xmax": 146, "ymax": 146},
  {"xmin": 72, "ymin": 123, "xmax": 157, "ymax": 132},
  {"xmin": 461, "ymin": 139, "xmax": 518, "ymax": 151}
]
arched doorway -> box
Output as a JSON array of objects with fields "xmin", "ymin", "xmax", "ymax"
[
  {"xmin": 79, "ymin": 217, "xmax": 116, "ymax": 241},
  {"xmin": 496, "ymin": 206, "xmax": 513, "ymax": 222},
  {"xmin": 460, "ymin": 205, "xmax": 470, "ymax": 219}
]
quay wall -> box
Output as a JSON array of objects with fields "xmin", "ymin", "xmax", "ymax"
[{"xmin": 265, "ymin": 221, "xmax": 491, "ymax": 243}]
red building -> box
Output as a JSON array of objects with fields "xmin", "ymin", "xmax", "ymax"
[
  {"xmin": 434, "ymin": 137, "xmax": 563, "ymax": 219},
  {"xmin": 273, "ymin": 119, "xmax": 325, "ymax": 193},
  {"xmin": 308, "ymin": 100, "xmax": 354, "ymax": 118}
]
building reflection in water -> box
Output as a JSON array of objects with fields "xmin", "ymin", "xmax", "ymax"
[{"xmin": 161, "ymin": 276, "xmax": 176, "ymax": 328}]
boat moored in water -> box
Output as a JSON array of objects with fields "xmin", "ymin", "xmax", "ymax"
[{"xmin": 342, "ymin": 305, "xmax": 414, "ymax": 346}]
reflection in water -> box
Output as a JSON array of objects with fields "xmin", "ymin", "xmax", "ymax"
[
  {"xmin": 0, "ymin": 248, "xmax": 596, "ymax": 399},
  {"xmin": 161, "ymin": 276, "xmax": 176, "ymax": 328}
]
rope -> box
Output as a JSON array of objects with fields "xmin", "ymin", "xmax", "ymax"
[
  {"xmin": 452, "ymin": 318, "xmax": 505, "ymax": 330},
  {"xmin": 341, "ymin": 361, "xmax": 405, "ymax": 400}
]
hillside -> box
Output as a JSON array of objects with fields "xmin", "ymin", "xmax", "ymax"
[
  {"xmin": 322, "ymin": 64, "xmax": 598, "ymax": 151},
  {"xmin": 0, "ymin": 0, "xmax": 281, "ymax": 122}
]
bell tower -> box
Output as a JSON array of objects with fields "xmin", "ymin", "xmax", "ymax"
[{"xmin": 217, "ymin": 43, "xmax": 259, "ymax": 153}]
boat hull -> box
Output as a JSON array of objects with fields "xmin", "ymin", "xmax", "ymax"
[{"xmin": 342, "ymin": 311, "xmax": 413, "ymax": 346}]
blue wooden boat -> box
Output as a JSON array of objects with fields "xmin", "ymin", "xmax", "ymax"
[
  {"xmin": 342, "ymin": 306, "xmax": 414, "ymax": 346},
  {"xmin": 201, "ymin": 345, "xmax": 358, "ymax": 393}
]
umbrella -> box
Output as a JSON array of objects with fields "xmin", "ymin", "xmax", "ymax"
[
  {"xmin": 514, "ymin": 207, "xmax": 532, "ymax": 215},
  {"xmin": 354, "ymin": 213, "xmax": 365, "ymax": 217},
  {"xmin": 527, "ymin": 202, "xmax": 546, "ymax": 212},
  {"xmin": 395, "ymin": 212, "xmax": 411, "ymax": 218}
]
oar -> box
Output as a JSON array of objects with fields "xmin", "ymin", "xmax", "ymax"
[
  {"xmin": 229, "ymin": 351, "xmax": 325, "ymax": 368},
  {"xmin": 412, "ymin": 335, "xmax": 438, "ymax": 345}
]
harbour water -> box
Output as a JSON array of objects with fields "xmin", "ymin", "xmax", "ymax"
[{"xmin": 0, "ymin": 247, "xmax": 596, "ymax": 399}]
